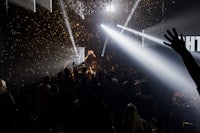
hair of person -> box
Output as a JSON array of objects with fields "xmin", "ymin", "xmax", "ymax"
[
  {"xmin": 0, "ymin": 79, "xmax": 7, "ymax": 94},
  {"xmin": 123, "ymin": 103, "xmax": 145, "ymax": 133}
]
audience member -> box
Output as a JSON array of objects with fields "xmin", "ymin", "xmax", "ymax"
[
  {"xmin": 120, "ymin": 103, "xmax": 151, "ymax": 133},
  {"xmin": 36, "ymin": 75, "xmax": 52, "ymax": 132},
  {"xmin": 0, "ymin": 79, "xmax": 16, "ymax": 132},
  {"xmin": 71, "ymin": 96, "xmax": 115, "ymax": 133},
  {"xmin": 164, "ymin": 28, "xmax": 200, "ymax": 93}
]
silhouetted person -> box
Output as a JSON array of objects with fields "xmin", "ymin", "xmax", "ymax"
[
  {"xmin": 120, "ymin": 103, "xmax": 151, "ymax": 133},
  {"xmin": 164, "ymin": 28, "xmax": 200, "ymax": 94},
  {"xmin": 36, "ymin": 75, "xmax": 52, "ymax": 132},
  {"xmin": 84, "ymin": 50, "xmax": 97, "ymax": 69},
  {"xmin": 0, "ymin": 79, "xmax": 16, "ymax": 132},
  {"xmin": 71, "ymin": 96, "xmax": 114, "ymax": 133}
]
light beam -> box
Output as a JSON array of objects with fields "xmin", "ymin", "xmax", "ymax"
[
  {"xmin": 101, "ymin": 24, "xmax": 198, "ymax": 95},
  {"xmin": 121, "ymin": 0, "xmax": 142, "ymax": 33},
  {"xmin": 101, "ymin": 36, "xmax": 108, "ymax": 57},
  {"xmin": 117, "ymin": 24, "xmax": 166, "ymax": 45},
  {"xmin": 59, "ymin": 0, "xmax": 78, "ymax": 57}
]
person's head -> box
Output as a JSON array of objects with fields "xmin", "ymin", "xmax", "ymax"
[
  {"xmin": 123, "ymin": 103, "xmax": 144, "ymax": 133},
  {"xmin": 43, "ymin": 75, "xmax": 51, "ymax": 84},
  {"xmin": 57, "ymin": 72, "xmax": 63, "ymax": 78},
  {"xmin": 79, "ymin": 96, "xmax": 114, "ymax": 133},
  {"xmin": 123, "ymin": 103, "xmax": 141, "ymax": 123},
  {"xmin": 64, "ymin": 67, "xmax": 70, "ymax": 78},
  {"xmin": 0, "ymin": 79, "xmax": 7, "ymax": 94}
]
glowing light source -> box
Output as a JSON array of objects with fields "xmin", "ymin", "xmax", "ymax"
[
  {"xmin": 101, "ymin": 24, "xmax": 197, "ymax": 95},
  {"xmin": 59, "ymin": 0, "xmax": 78, "ymax": 57}
]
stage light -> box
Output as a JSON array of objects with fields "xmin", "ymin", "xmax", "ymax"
[
  {"xmin": 102, "ymin": 0, "xmax": 141, "ymax": 56},
  {"xmin": 101, "ymin": 24, "xmax": 198, "ymax": 96}
]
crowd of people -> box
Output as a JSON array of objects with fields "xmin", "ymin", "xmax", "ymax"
[{"xmin": 0, "ymin": 29, "xmax": 200, "ymax": 133}]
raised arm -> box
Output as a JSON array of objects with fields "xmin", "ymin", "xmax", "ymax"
[{"xmin": 164, "ymin": 28, "xmax": 200, "ymax": 93}]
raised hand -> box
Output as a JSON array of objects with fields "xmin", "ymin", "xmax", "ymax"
[
  {"xmin": 164, "ymin": 28, "xmax": 187, "ymax": 54},
  {"xmin": 164, "ymin": 28, "xmax": 200, "ymax": 93}
]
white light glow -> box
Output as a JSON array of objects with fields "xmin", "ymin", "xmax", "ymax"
[
  {"xmin": 121, "ymin": 0, "xmax": 142, "ymax": 33},
  {"xmin": 117, "ymin": 25, "xmax": 167, "ymax": 46},
  {"xmin": 106, "ymin": 4, "xmax": 115, "ymax": 12},
  {"xmin": 101, "ymin": 24, "xmax": 197, "ymax": 94},
  {"xmin": 101, "ymin": 36, "xmax": 108, "ymax": 57},
  {"xmin": 59, "ymin": 0, "xmax": 78, "ymax": 57}
]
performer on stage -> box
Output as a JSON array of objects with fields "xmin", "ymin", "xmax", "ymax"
[{"xmin": 84, "ymin": 50, "xmax": 97, "ymax": 69}]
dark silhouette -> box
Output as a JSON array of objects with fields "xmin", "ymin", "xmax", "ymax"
[
  {"xmin": 36, "ymin": 75, "xmax": 52, "ymax": 132},
  {"xmin": 71, "ymin": 96, "xmax": 114, "ymax": 133},
  {"xmin": 120, "ymin": 103, "xmax": 151, "ymax": 133},
  {"xmin": 164, "ymin": 28, "xmax": 200, "ymax": 94},
  {"xmin": 0, "ymin": 79, "xmax": 16, "ymax": 132}
]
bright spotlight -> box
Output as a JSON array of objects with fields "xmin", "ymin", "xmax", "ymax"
[
  {"xmin": 117, "ymin": 24, "xmax": 167, "ymax": 46},
  {"xmin": 101, "ymin": 24, "xmax": 197, "ymax": 95}
]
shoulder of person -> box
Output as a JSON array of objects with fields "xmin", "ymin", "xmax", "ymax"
[
  {"xmin": 141, "ymin": 118, "xmax": 149, "ymax": 125},
  {"xmin": 141, "ymin": 118, "xmax": 151, "ymax": 133}
]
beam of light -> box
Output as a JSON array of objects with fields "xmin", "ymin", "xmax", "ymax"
[
  {"xmin": 8, "ymin": 0, "xmax": 36, "ymax": 12},
  {"xmin": 121, "ymin": 0, "xmax": 141, "ymax": 33},
  {"xmin": 59, "ymin": 0, "xmax": 78, "ymax": 57},
  {"xmin": 102, "ymin": 0, "xmax": 141, "ymax": 57},
  {"xmin": 36, "ymin": 0, "xmax": 52, "ymax": 12},
  {"xmin": 101, "ymin": 35, "xmax": 108, "ymax": 57},
  {"xmin": 101, "ymin": 24, "xmax": 198, "ymax": 95},
  {"xmin": 64, "ymin": 47, "xmax": 85, "ymax": 68},
  {"xmin": 191, "ymin": 52, "xmax": 200, "ymax": 66},
  {"xmin": 117, "ymin": 24, "xmax": 167, "ymax": 46}
]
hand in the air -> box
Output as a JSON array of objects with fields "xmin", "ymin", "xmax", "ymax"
[{"xmin": 164, "ymin": 28, "xmax": 187, "ymax": 54}]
